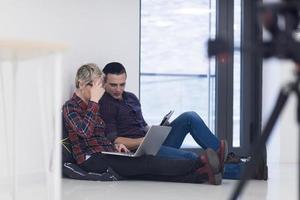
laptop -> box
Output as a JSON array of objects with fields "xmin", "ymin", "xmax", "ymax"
[{"xmin": 101, "ymin": 125, "xmax": 172, "ymax": 157}]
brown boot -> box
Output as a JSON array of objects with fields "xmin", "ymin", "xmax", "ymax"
[
  {"xmin": 197, "ymin": 148, "xmax": 222, "ymax": 185},
  {"xmin": 217, "ymin": 139, "xmax": 228, "ymax": 173}
]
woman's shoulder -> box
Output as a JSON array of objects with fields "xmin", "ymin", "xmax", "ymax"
[
  {"xmin": 62, "ymin": 95, "xmax": 79, "ymax": 111},
  {"xmin": 63, "ymin": 99, "xmax": 75, "ymax": 108}
]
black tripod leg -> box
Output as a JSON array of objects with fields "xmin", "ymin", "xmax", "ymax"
[
  {"xmin": 230, "ymin": 85, "xmax": 292, "ymax": 200},
  {"xmin": 296, "ymin": 89, "xmax": 300, "ymax": 200}
]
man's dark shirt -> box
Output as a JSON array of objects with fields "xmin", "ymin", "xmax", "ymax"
[
  {"xmin": 63, "ymin": 93, "xmax": 116, "ymax": 164},
  {"xmin": 99, "ymin": 91, "xmax": 148, "ymax": 142}
]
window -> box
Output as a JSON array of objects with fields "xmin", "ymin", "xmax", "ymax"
[
  {"xmin": 140, "ymin": 0, "xmax": 216, "ymax": 148},
  {"xmin": 140, "ymin": 0, "xmax": 262, "ymax": 155}
]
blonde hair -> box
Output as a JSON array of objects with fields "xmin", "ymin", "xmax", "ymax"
[{"xmin": 75, "ymin": 63, "xmax": 102, "ymax": 88}]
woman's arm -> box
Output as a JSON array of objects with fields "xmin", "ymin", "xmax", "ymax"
[{"xmin": 63, "ymin": 101, "xmax": 99, "ymax": 139}]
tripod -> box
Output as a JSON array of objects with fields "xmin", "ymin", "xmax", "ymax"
[{"xmin": 230, "ymin": 69, "xmax": 300, "ymax": 200}]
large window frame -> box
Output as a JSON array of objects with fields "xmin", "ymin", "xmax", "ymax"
[{"xmin": 215, "ymin": 0, "xmax": 262, "ymax": 156}]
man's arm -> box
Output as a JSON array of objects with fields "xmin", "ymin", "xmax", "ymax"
[{"xmin": 114, "ymin": 137, "xmax": 144, "ymax": 150}]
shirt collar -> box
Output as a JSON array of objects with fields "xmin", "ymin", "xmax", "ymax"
[
  {"xmin": 105, "ymin": 91, "xmax": 128, "ymax": 102},
  {"xmin": 72, "ymin": 93, "xmax": 88, "ymax": 110}
]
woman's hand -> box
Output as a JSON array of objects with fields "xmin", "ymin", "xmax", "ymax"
[
  {"xmin": 90, "ymin": 78, "xmax": 105, "ymax": 103},
  {"xmin": 114, "ymin": 143, "xmax": 130, "ymax": 153}
]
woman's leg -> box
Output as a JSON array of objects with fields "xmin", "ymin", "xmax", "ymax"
[
  {"xmin": 79, "ymin": 153, "xmax": 205, "ymax": 183},
  {"xmin": 80, "ymin": 154, "xmax": 201, "ymax": 177},
  {"xmin": 157, "ymin": 145, "xmax": 198, "ymax": 160},
  {"xmin": 79, "ymin": 149, "xmax": 222, "ymax": 184}
]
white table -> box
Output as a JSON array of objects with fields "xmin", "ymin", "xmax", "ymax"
[{"xmin": 0, "ymin": 39, "xmax": 67, "ymax": 200}]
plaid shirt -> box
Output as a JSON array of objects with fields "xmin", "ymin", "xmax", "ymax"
[
  {"xmin": 99, "ymin": 91, "xmax": 148, "ymax": 142},
  {"xmin": 63, "ymin": 93, "xmax": 116, "ymax": 164}
]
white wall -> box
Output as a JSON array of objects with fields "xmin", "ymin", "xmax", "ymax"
[
  {"xmin": 263, "ymin": 59, "xmax": 299, "ymax": 164},
  {"xmin": 0, "ymin": 0, "xmax": 140, "ymax": 98},
  {"xmin": 0, "ymin": 0, "xmax": 140, "ymax": 198}
]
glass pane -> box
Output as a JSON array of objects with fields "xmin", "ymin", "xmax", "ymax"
[
  {"xmin": 140, "ymin": 0, "xmax": 216, "ymax": 148},
  {"xmin": 233, "ymin": 0, "xmax": 241, "ymax": 147}
]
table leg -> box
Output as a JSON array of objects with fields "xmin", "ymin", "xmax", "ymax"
[{"xmin": 53, "ymin": 53, "xmax": 62, "ymax": 200}]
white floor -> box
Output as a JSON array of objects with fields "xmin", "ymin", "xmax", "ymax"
[
  {"xmin": 0, "ymin": 163, "xmax": 297, "ymax": 200},
  {"xmin": 62, "ymin": 163, "xmax": 298, "ymax": 200}
]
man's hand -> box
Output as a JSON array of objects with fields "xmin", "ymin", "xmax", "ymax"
[
  {"xmin": 114, "ymin": 143, "xmax": 130, "ymax": 153},
  {"xmin": 90, "ymin": 78, "xmax": 105, "ymax": 103},
  {"xmin": 163, "ymin": 120, "xmax": 170, "ymax": 126}
]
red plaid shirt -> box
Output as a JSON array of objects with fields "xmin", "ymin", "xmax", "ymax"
[{"xmin": 63, "ymin": 93, "xmax": 116, "ymax": 164}]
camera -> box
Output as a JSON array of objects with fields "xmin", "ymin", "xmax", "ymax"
[{"xmin": 208, "ymin": 0, "xmax": 300, "ymax": 64}]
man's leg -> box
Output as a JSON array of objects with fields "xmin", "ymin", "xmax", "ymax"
[
  {"xmin": 157, "ymin": 145, "xmax": 198, "ymax": 160},
  {"xmin": 163, "ymin": 111, "xmax": 220, "ymax": 151}
]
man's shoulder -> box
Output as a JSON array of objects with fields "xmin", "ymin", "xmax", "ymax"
[
  {"xmin": 99, "ymin": 92, "xmax": 113, "ymax": 103},
  {"xmin": 99, "ymin": 93, "xmax": 118, "ymax": 114},
  {"xmin": 124, "ymin": 91, "xmax": 139, "ymax": 100},
  {"xmin": 100, "ymin": 91, "xmax": 138, "ymax": 101}
]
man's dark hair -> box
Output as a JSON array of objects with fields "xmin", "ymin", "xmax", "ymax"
[{"xmin": 102, "ymin": 62, "xmax": 127, "ymax": 75}]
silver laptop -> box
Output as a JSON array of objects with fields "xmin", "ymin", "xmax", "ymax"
[{"xmin": 101, "ymin": 125, "xmax": 172, "ymax": 157}]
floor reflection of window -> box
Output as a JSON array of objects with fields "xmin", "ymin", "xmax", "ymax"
[{"xmin": 140, "ymin": 0, "xmax": 216, "ymax": 148}]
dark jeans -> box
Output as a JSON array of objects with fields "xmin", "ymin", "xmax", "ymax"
[{"xmin": 79, "ymin": 153, "xmax": 206, "ymax": 183}]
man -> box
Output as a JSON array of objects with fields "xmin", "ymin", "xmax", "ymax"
[{"xmin": 99, "ymin": 62, "xmax": 227, "ymax": 169}]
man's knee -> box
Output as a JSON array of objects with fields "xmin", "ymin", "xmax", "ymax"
[{"xmin": 182, "ymin": 111, "xmax": 203, "ymax": 122}]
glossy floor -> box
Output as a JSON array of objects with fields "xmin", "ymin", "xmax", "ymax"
[{"xmin": 62, "ymin": 163, "xmax": 298, "ymax": 200}]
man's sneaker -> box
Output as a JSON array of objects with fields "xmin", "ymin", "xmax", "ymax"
[
  {"xmin": 197, "ymin": 148, "xmax": 222, "ymax": 185},
  {"xmin": 218, "ymin": 139, "xmax": 228, "ymax": 173}
]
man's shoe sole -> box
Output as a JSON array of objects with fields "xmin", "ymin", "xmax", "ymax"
[{"xmin": 206, "ymin": 148, "xmax": 222, "ymax": 185}]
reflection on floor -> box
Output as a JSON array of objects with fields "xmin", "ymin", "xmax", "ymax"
[{"xmin": 62, "ymin": 163, "xmax": 298, "ymax": 200}]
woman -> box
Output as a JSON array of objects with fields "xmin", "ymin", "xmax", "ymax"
[{"xmin": 62, "ymin": 63, "xmax": 223, "ymax": 184}]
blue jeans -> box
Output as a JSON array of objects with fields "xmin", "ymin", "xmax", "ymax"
[{"xmin": 157, "ymin": 111, "xmax": 220, "ymax": 160}]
